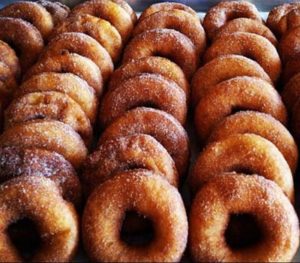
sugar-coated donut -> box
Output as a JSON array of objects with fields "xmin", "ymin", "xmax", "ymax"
[
  {"xmin": 189, "ymin": 134, "xmax": 294, "ymax": 201},
  {"xmin": 189, "ymin": 173, "xmax": 299, "ymax": 262},
  {"xmin": 194, "ymin": 76, "xmax": 287, "ymax": 142},
  {"xmin": 0, "ymin": 120, "xmax": 87, "ymax": 169},
  {"xmin": 99, "ymin": 107, "xmax": 190, "ymax": 176},
  {"xmin": 82, "ymin": 134, "xmax": 178, "ymax": 195},
  {"xmin": 279, "ymin": 27, "xmax": 300, "ymax": 64},
  {"xmin": 123, "ymin": 29, "xmax": 198, "ymax": 80},
  {"xmin": 191, "ymin": 55, "xmax": 272, "ymax": 106},
  {"xmin": 208, "ymin": 111, "xmax": 298, "ymax": 174},
  {"xmin": 37, "ymin": 0, "xmax": 70, "ymax": 25},
  {"xmin": 0, "ymin": 40, "xmax": 20, "ymax": 81},
  {"xmin": 0, "ymin": 176, "xmax": 79, "ymax": 262},
  {"xmin": 204, "ymin": 32, "xmax": 281, "ymax": 83},
  {"xmin": 282, "ymin": 72, "xmax": 300, "ymax": 112},
  {"xmin": 82, "ymin": 169, "xmax": 188, "ymax": 262},
  {"xmin": 282, "ymin": 58, "xmax": 300, "ymax": 84},
  {"xmin": 0, "ymin": 146, "xmax": 81, "ymax": 206},
  {"xmin": 203, "ymin": 1, "xmax": 262, "ymax": 40},
  {"xmin": 99, "ymin": 73, "xmax": 187, "ymax": 127}
]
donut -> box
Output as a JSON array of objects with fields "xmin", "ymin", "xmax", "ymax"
[
  {"xmin": 132, "ymin": 10, "xmax": 206, "ymax": 57},
  {"xmin": 189, "ymin": 173, "xmax": 299, "ymax": 262},
  {"xmin": 4, "ymin": 91, "xmax": 93, "ymax": 146},
  {"xmin": 40, "ymin": 32, "xmax": 113, "ymax": 82},
  {"xmin": 282, "ymin": 58, "xmax": 300, "ymax": 84},
  {"xmin": 50, "ymin": 14, "xmax": 122, "ymax": 63},
  {"xmin": 282, "ymin": 72, "xmax": 300, "ymax": 112},
  {"xmin": 0, "ymin": 17, "xmax": 44, "ymax": 72},
  {"xmin": 204, "ymin": 32, "xmax": 281, "ymax": 83},
  {"xmin": 24, "ymin": 53, "xmax": 103, "ymax": 96},
  {"xmin": 99, "ymin": 107, "xmax": 190, "ymax": 176},
  {"xmin": 191, "ymin": 55, "xmax": 272, "ymax": 106},
  {"xmin": 0, "ymin": 146, "xmax": 81, "ymax": 206},
  {"xmin": 0, "ymin": 40, "xmax": 20, "ymax": 81},
  {"xmin": 277, "ymin": 8, "xmax": 300, "ymax": 37},
  {"xmin": 123, "ymin": 29, "xmax": 198, "ymax": 80},
  {"xmin": 110, "ymin": 0, "xmax": 137, "ymax": 24},
  {"xmin": 203, "ymin": 1, "xmax": 262, "ymax": 40},
  {"xmin": 0, "ymin": 1, "xmax": 54, "ymax": 39},
  {"xmin": 82, "ymin": 169, "xmax": 188, "ymax": 262},
  {"xmin": 71, "ymin": 0, "xmax": 134, "ymax": 42},
  {"xmin": 108, "ymin": 56, "xmax": 189, "ymax": 95},
  {"xmin": 213, "ymin": 18, "xmax": 278, "ymax": 46},
  {"xmin": 17, "ymin": 73, "xmax": 98, "ymax": 123},
  {"xmin": 99, "ymin": 73, "xmax": 187, "ymax": 127},
  {"xmin": 279, "ymin": 27, "xmax": 300, "ymax": 64},
  {"xmin": 194, "ymin": 76, "xmax": 287, "ymax": 142},
  {"xmin": 208, "ymin": 111, "xmax": 298, "ymax": 174},
  {"xmin": 0, "ymin": 120, "xmax": 87, "ymax": 169},
  {"xmin": 0, "ymin": 176, "xmax": 79, "ymax": 262}
]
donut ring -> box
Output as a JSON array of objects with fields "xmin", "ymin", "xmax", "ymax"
[
  {"xmin": 0, "ymin": 176, "xmax": 79, "ymax": 262},
  {"xmin": 282, "ymin": 58, "xmax": 300, "ymax": 84},
  {"xmin": 0, "ymin": 146, "xmax": 81, "ymax": 206},
  {"xmin": 208, "ymin": 111, "xmax": 298, "ymax": 174},
  {"xmin": 99, "ymin": 107, "xmax": 190, "ymax": 176},
  {"xmin": 282, "ymin": 73, "xmax": 300, "ymax": 112},
  {"xmin": 123, "ymin": 29, "xmax": 197, "ymax": 80},
  {"xmin": 108, "ymin": 56, "xmax": 189, "ymax": 95},
  {"xmin": 17, "ymin": 73, "xmax": 98, "ymax": 123},
  {"xmin": 82, "ymin": 169, "xmax": 188, "ymax": 262},
  {"xmin": 133, "ymin": 10, "xmax": 206, "ymax": 57},
  {"xmin": 40, "ymin": 32, "xmax": 113, "ymax": 82},
  {"xmin": 5, "ymin": 91, "xmax": 93, "ymax": 146},
  {"xmin": 203, "ymin": 1, "xmax": 262, "ymax": 40},
  {"xmin": 191, "ymin": 55, "xmax": 272, "ymax": 107},
  {"xmin": 0, "ymin": 1, "xmax": 54, "ymax": 40},
  {"xmin": 0, "ymin": 120, "xmax": 87, "ymax": 169},
  {"xmin": 24, "ymin": 53, "xmax": 103, "ymax": 96},
  {"xmin": 0, "ymin": 17, "xmax": 44, "ymax": 72},
  {"xmin": 50, "ymin": 14, "xmax": 122, "ymax": 63},
  {"xmin": 189, "ymin": 134, "xmax": 294, "ymax": 201},
  {"xmin": 37, "ymin": 0, "xmax": 70, "ymax": 25},
  {"xmin": 99, "ymin": 73, "xmax": 187, "ymax": 127},
  {"xmin": 213, "ymin": 18, "xmax": 278, "ymax": 46},
  {"xmin": 279, "ymin": 27, "xmax": 300, "ymax": 64},
  {"xmin": 194, "ymin": 77, "xmax": 287, "ymax": 142},
  {"xmin": 0, "ymin": 40, "xmax": 20, "ymax": 81},
  {"xmin": 82, "ymin": 134, "xmax": 178, "ymax": 195},
  {"xmin": 204, "ymin": 32, "xmax": 281, "ymax": 83},
  {"xmin": 189, "ymin": 173, "xmax": 299, "ymax": 262}
]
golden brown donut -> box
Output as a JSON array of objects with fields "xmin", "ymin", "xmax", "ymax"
[
  {"xmin": 24, "ymin": 53, "xmax": 103, "ymax": 96},
  {"xmin": 282, "ymin": 72, "xmax": 300, "ymax": 112},
  {"xmin": 17, "ymin": 73, "xmax": 98, "ymax": 123},
  {"xmin": 37, "ymin": 0, "xmax": 70, "ymax": 25},
  {"xmin": 194, "ymin": 76, "xmax": 287, "ymax": 142},
  {"xmin": 279, "ymin": 27, "xmax": 300, "ymax": 64},
  {"xmin": 0, "ymin": 146, "xmax": 81, "ymax": 206},
  {"xmin": 82, "ymin": 169, "xmax": 188, "ymax": 262},
  {"xmin": 0, "ymin": 17, "xmax": 44, "ymax": 72},
  {"xmin": 0, "ymin": 40, "xmax": 20, "ymax": 81},
  {"xmin": 191, "ymin": 55, "xmax": 272, "ymax": 106},
  {"xmin": 189, "ymin": 173, "xmax": 299, "ymax": 262},
  {"xmin": 99, "ymin": 73, "xmax": 187, "ymax": 127},
  {"xmin": 99, "ymin": 107, "xmax": 189, "ymax": 176},
  {"xmin": 40, "ymin": 32, "xmax": 113, "ymax": 82},
  {"xmin": 282, "ymin": 58, "xmax": 300, "ymax": 84},
  {"xmin": 4, "ymin": 91, "xmax": 93, "ymax": 146},
  {"xmin": 50, "ymin": 14, "xmax": 122, "ymax": 63},
  {"xmin": 189, "ymin": 133, "xmax": 294, "ymax": 201},
  {"xmin": 110, "ymin": 0, "xmax": 137, "ymax": 24},
  {"xmin": 82, "ymin": 134, "xmax": 178, "ymax": 194},
  {"xmin": 0, "ymin": 120, "xmax": 87, "ymax": 169},
  {"xmin": 133, "ymin": 10, "xmax": 206, "ymax": 57},
  {"xmin": 203, "ymin": 1, "xmax": 262, "ymax": 40},
  {"xmin": 204, "ymin": 32, "xmax": 281, "ymax": 83},
  {"xmin": 0, "ymin": 176, "xmax": 79, "ymax": 262},
  {"xmin": 208, "ymin": 111, "xmax": 298, "ymax": 174}
]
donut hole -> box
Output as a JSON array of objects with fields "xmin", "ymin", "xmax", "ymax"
[
  {"xmin": 128, "ymin": 101, "xmax": 160, "ymax": 111},
  {"xmin": 3, "ymin": 40, "xmax": 22, "ymax": 58},
  {"xmin": 7, "ymin": 218, "xmax": 42, "ymax": 260},
  {"xmin": 121, "ymin": 210, "xmax": 155, "ymax": 247},
  {"xmin": 230, "ymin": 106, "xmax": 249, "ymax": 115},
  {"xmin": 225, "ymin": 213, "xmax": 264, "ymax": 250},
  {"xmin": 229, "ymin": 165, "xmax": 256, "ymax": 175},
  {"xmin": 226, "ymin": 12, "xmax": 249, "ymax": 23}
]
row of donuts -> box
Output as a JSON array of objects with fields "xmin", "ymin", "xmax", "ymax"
[{"xmin": 188, "ymin": 1, "xmax": 299, "ymax": 262}]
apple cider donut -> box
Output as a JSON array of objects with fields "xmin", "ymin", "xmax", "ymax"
[
  {"xmin": 194, "ymin": 76, "xmax": 287, "ymax": 142},
  {"xmin": 123, "ymin": 29, "xmax": 198, "ymax": 80},
  {"xmin": 209, "ymin": 111, "xmax": 298, "ymax": 174},
  {"xmin": 282, "ymin": 72, "xmax": 300, "ymax": 112},
  {"xmin": 99, "ymin": 73, "xmax": 187, "ymax": 127},
  {"xmin": 82, "ymin": 170, "xmax": 188, "ymax": 262},
  {"xmin": 0, "ymin": 40, "xmax": 20, "ymax": 81},
  {"xmin": 37, "ymin": 0, "xmax": 70, "ymax": 25},
  {"xmin": 82, "ymin": 134, "xmax": 178, "ymax": 194},
  {"xmin": 0, "ymin": 120, "xmax": 87, "ymax": 169},
  {"xmin": 189, "ymin": 173, "xmax": 299, "ymax": 262},
  {"xmin": 99, "ymin": 107, "xmax": 189, "ymax": 176},
  {"xmin": 0, "ymin": 176, "xmax": 79, "ymax": 262},
  {"xmin": 204, "ymin": 32, "xmax": 281, "ymax": 83},
  {"xmin": 279, "ymin": 27, "xmax": 300, "ymax": 64}
]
